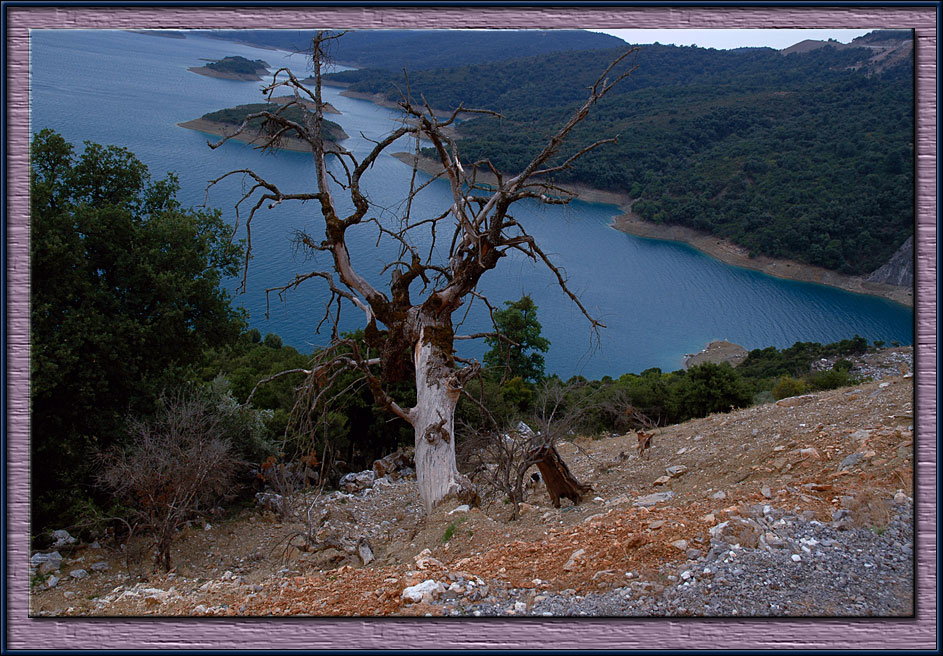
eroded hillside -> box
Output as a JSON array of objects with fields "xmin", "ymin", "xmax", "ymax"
[{"xmin": 30, "ymin": 353, "xmax": 915, "ymax": 617}]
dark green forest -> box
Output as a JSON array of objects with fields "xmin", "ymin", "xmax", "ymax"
[
  {"xmin": 326, "ymin": 34, "xmax": 914, "ymax": 275},
  {"xmin": 191, "ymin": 29, "xmax": 625, "ymax": 71},
  {"xmin": 204, "ymin": 55, "xmax": 269, "ymax": 76},
  {"xmin": 200, "ymin": 103, "xmax": 347, "ymax": 142}
]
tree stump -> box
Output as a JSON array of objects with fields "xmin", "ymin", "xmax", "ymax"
[{"xmin": 529, "ymin": 443, "xmax": 593, "ymax": 508}]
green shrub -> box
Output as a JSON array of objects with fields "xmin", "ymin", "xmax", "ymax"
[{"xmin": 772, "ymin": 375, "xmax": 807, "ymax": 400}]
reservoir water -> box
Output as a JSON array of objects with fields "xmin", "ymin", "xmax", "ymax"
[{"xmin": 28, "ymin": 30, "xmax": 914, "ymax": 379}]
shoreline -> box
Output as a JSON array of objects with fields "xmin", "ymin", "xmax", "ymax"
[
  {"xmin": 177, "ymin": 118, "xmax": 347, "ymax": 154},
  {"xmin": 390, "ymin": 152, "xmax": 913, "ymax": 308},
  {"xmin": 612, "ymin": 213, "xmax": 913, "ymax": 308}
]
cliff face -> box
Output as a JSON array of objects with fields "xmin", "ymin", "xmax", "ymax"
[{"xmin": 867, "ymin": 235, "xmax": 914, "ymax": 287}]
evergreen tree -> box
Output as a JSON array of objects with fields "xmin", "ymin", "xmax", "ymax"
[{"xmin": 483, "ymin": 295, "xmax": 551, "ymax": 383}]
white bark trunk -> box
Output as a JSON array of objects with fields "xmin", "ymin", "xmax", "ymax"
[{"xmin": 412, "ymin": 323, "xmax": 475, "ymax": 514}]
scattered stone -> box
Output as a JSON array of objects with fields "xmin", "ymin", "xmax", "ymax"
[
  {"xmin": 652, "ymin": 475, "xmax": 671, "ymax": 487},
  {"xmin": 671, "ymin": 539, "xmax": 688, "ymax": 550},
  {"xmin": 31, "ymin": 551, "xmax": 62, "ymax": 576},
  {"xmin": 761, "ymin": 486, "xmax": 773, "ymax": 499},
  {"xmin": 90, "ymin": 561, "xmax": 109, "ymax": 572},
  {"xmin": 776, "ymin": 395, "xmax": 813, "ymax": 408},
  {"xmin": 633, "ymin": 491, "xmax": 675, "ymax": 507},
  {"xmin": 847, "ymin": 429, "xmax": 872, "ymax": 444},
  {"xmin": 666, "ymin": 465, "xmax": 688, "ymax": 478},
  {"xmin": 255, "ymin": 491, "xmax": 285, "ymax": 515},
  {"xmin": 710, "ymin": 518, "xmax": 761, "ymax": 548},
  {"xmin": 358, "ymin": 539, "xmax": 375, "ymax": 566},
  {"xmin": 712, "ymin": 490, "xmax": 727, "ymax": 501},
  {"xmin": 70, "ymin": 569, "xmax": 88, "ymax": 580},
  {"xmin": 649, "ymin": 520, "xmax": 666, "ymax": 530},
  {"xmin": 839, "ymin": 453, "xmax": 864, "ymax": 471},
  {"xmin": 402, "ymin": 580, "xmax": 444, "ymax": 604},
  {"xmin": 339, "ymin": 470, "xmax": 375, "ymax": 494},
  {"xmin": 414, "ymin": 548, "xmax": 445, "ymax": 571},
  {"xmin": 51, "ymin": 530, "xmax": 76, "ymax": 548},
  {"xmin": 563, "ymin": 548, "xmax": 586, "ymax": 572},
  {"xmin": 46, "ymin": 575, "xmax": 59, "ymax": 589},
  {"xmin": 448, "ymin": 505, "xmax": 470, "ymax": 515}
]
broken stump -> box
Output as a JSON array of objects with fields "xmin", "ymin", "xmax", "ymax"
[{"xmin": 529, "ymin": 443, "xmax": 593, "ymax": 508}]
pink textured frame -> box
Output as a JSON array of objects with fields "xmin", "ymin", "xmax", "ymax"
[{"xmin": 6, "ymin": 4, "xmax": 937, "ymax": 651}]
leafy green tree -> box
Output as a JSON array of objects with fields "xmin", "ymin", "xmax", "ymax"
[
  {"xmin": 483, "ymin": 295, "xmax": 550, "ymax": 383},
  {"xmin": 30, "ymin": 129, "xmax": 245, "ymax": 533},
  {"xmin": 672, "ymin": 362, "xmax": 752, "ymax": 418}
]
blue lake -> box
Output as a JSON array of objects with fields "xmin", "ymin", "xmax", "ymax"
[{"xmin": 29, "ymin": 30, "xmax": 914, "ymax": 379}]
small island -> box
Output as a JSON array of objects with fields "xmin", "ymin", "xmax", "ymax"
[
  {"xmin": 179, "ymin": 102, "xmax": 348, "ymax": 153},
  {"xmin": 188, "ymin": 55, "xmax": 270, "ymax": 81}
]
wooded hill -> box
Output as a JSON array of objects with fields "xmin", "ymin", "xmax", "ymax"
[
  {"xmin": 194, "ymin": 29, "xmax": 626, "ymax": 71},
  {"xmin": 324, "ymin": 31, "xmax": 914, "ymax": 276},
  {"xmin": 200, "ymin": 103, "xmax": 348, "ymax": 143}
]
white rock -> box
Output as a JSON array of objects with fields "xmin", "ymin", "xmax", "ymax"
[
  {"xmin": 712, "ymin": 490, "xmax": 727, "ymax": 500},
  {"xmin": 46, "ymin": 575, "xmax": 59, "ymax": 588},
  {"xmin": 791, "ymin": 554, "xmax": 802, "ymax": 562},
  {"xmin": 448, "ymin": 505, "xmax": 470, "ymax": 515},
  {"xmin": 90, "ymin": 561, "xmax": 109, "ymax": 572},
  {"xmin": 562, "ymin": 548, "xmax": 586, "ymax": 571},
  {"xmin": 666, "ymin": 465, "xmax": 688, "ymax": 478},
  {"xmin": 680, "ymin": 570, "xmax": 692, "ymax": 581},
  {"xmin": 514, "ymin": 601, "xmax": 527, "ymax": 614},
  {"xmin": 70, "ymin": 569, "xmax": 88, "ymax": 580},
  {"xmin": 51, "ymin": 530, "xmax": 76, "ymax": 548},
  {"xmin": 401, "ymin": 579, "xmax": 444, "ymax": 603}
]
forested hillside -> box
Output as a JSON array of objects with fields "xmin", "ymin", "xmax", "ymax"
[
  {"xmin": 195, "ymin": 29, "xmax": 625, "ymax": 71},
  {"xmin": 326, "ymin": 32, "xmax": 914, "ymax": 275}
]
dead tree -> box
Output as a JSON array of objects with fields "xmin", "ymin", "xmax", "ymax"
[
  {"xmin": 206, "ymin": 31, "xmax": 638, "ymax": 514},
  {"xmin": 529, "ymin": 443, "xmax": 593, "ymax": 508},
  {"xmin": 461, "ymin": 379, "xmax": 593, "ymax": 519}
]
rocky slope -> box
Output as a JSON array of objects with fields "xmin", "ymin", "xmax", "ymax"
[
  {"xmin": 867, "ymin": 235, "xmax": 914, "ymax": 287},
  {"xmin": 29, "ymin": 350, "xmax": 914, "ymax": 617}
]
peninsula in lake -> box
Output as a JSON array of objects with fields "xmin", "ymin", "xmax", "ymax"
[
  {"xmin": 188, "ymin": 55, "xmax": 270, "ymax": 81},
  {"xmin": 179, "ymin": 102, "xmax": 348, "ymax": 152}
]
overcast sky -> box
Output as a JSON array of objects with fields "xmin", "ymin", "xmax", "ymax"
[{"xmin": 594, "ymin": 29, "xmax": 878, "ymax": 50}]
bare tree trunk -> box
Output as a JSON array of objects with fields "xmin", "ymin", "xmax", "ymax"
[
  {"xmin": 412, "ymin": 321, "xmax": 478, "ymax": 514},
  {"xmin": 530, "ymin": 443, "xmax": 592, "ymax": 508}
]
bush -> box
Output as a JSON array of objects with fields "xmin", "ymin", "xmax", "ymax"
[
  {"xmin": 807, "ymin": 367, "xmax": 857, "ymax": 392},
  {"xmin": 772, "ymin": 375, "xmax": 807, "ymax": 400},
  {"xmin": 97, "ymin": 388, "xmax": 240, "ymax": 571}
]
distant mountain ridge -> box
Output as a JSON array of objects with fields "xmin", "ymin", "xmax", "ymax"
[{"xmin": 190, "ymin": 29, "xmax": 626, "ymax": 71}]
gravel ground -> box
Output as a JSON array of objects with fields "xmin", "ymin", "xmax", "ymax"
[{"xmin": 451, "ymin": 497, "xmax": 914, "ymax": 618}]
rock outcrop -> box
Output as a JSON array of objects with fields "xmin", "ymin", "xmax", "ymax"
[{"xmin": 867, "ymin": 235, "xmax": 913, "ymax": 287}]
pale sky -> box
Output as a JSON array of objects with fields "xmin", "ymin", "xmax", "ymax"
[{"xmin": 594, "ymin": 29, "xmax": 878, "ymax": 50}]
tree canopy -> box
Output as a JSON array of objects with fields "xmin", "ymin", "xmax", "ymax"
[
  {"xmin": 483, "ymin": 295, "xmax": 551, "ymax": 383},
  {"xmin": 30, "ymin": 129, "xmax": 246, "ymax": 532}
]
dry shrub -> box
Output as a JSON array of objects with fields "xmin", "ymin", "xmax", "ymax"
[{"xmin": 97, "ymin": 388, "xmax": 239, "ymax": 571}]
